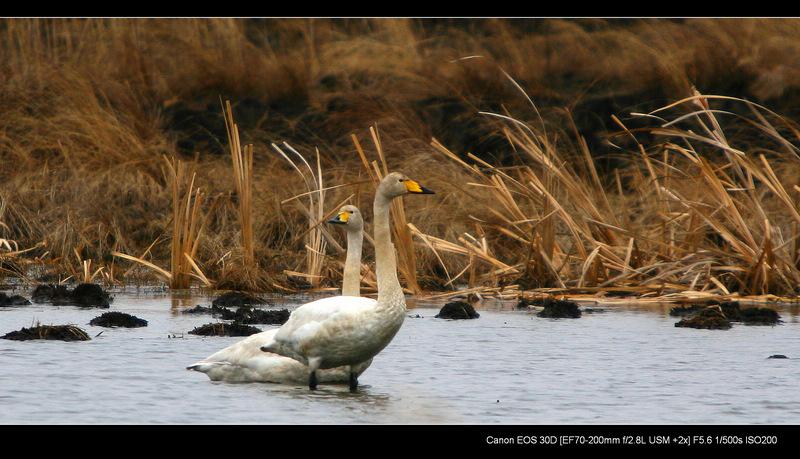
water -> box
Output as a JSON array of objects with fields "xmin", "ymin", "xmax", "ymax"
[{"xmin": 1, "ymin": 289, "xmax": 798, "ymax": 425}]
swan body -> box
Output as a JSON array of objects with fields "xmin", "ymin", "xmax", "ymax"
[
  {"xmin": 186, "ymin": 328, "xmax": 371, "ymax": 383},
  {"xmin": 187, "ymin": 204, "xmax": 371, "ymax": 384},
  {"xmin": 261, "ymin": 172, "xmax": 434, "ymax": 391}
]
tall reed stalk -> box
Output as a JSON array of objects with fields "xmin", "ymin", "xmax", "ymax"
[
  {"xmin": 222, "ymin": 99, "xmax": 255, "ymax": 267},
  {"xmin": 163, "ymin": 155, "xmax": 209, "ymax": 289}
]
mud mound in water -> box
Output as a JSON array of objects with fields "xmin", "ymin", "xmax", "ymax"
[
  {"xmin": 2, "ymin": 324, "xmax": 91, "ymax": 341},
  {"xmin": 516, "ymin": 296, "xmax": 582, "ymax": 318},
  {"xmin": 182, "ymin": 304, "xmax": 289, "ymax": 324},
  {"xmin": 70, "ymin": 283, "xmax": 112, "ymax": 307},
  {"xmin": 89, "ymin": 311, "xmax": 148, "ymax": 328},
  {"xmin": 31, "ymin": 283, "xmax": 112, "ymax": 308},
  {"xmin": 31, "ymin": 284, "xmax": 70, "ymax": 303},
  {"xmin": 675, "ymin": 306, "xmax": 732, "ymax": 330},
  {"xmin": 182, "ymin": 305, "xmax": 215, "ymax": 315},
  {"xmin": 188, "ymin": 322, "xmax": 261, "ymax": 336},
  {"xmin": 211, "ymin": 291, "xmax": 269, "ymax": 307},
  {"xmin": 184, "ymin": 300, "xmax": 287, "ymax": 336},
  {"xmin": 0, "ymin": 292, "xmax": 30, "ymax": 306},
  {"xmin": 738, "ymin": 306, "xmax": 781, "ymax": 325},
  {"xmin": 671, "ymin": 301, "xmax": 781, "ymax": 328},
  {"xmin": 436, "ymin": 301, "xmax": 480, "ymax": 319},
  {"xmin": 226, "ymin": 306, "xmax": 289, "ymax": 324}
]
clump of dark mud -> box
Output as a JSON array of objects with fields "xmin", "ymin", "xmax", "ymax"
[
  {"xmin": 738, "ymin": 306, "xmax": 781, "ymax": 325},
  {"xmin": 211, "ymin": 291, "xmax": 269, "ymax": 307},
  {"xmin": 222, "ymin": 306, "xmax": 289, "ymax": 325},
  {"xmin": 671, "ymin": 300, "xmax": 781, "ymax": 329},
  {"xmin": 225, "ymin": 306, "xmax": 289, "ymax": 324},
  {"xmin": 182, "ymin": 304, "xmax": 289, "ymax": 324},
  {"xmin": 31, "ymin": 284, "xmax": 70, "ymax": 303},
  {"xmin": 670, "ymin": 304, "xmax": 712, "ymax": 317},
  {"xmin": 435, "ymin": 301, "xmax": 480, "ymax": 319},
  {"xmin": 31, "ymin": 283, "xmax": 112, "ymax": 308},
  {"xmin": 89, "ymin": 311, "xmax": 148, "ymax": 328},
  {"xmin": 2, "ymin": 324, "xmax": 91, "ymax": 341},
  {"xmin": 0, "ymin": 292, "xmax": 31, "ymax": 306},
  {"xmin": 516, "ymin": 296, "xmax": 582, "ymax": 318},
  {"xmin": 188, "ymin": 322, "xmax": 262, "ymax": 337},
  {"xmin": 675, "ymin": 305, "xmax": 732, "ymax": 330},
  {"xmin": 185, "ymin": 292, "xmax": 288, "ymax": 336},
  {"xmin": 182, "ymin": 305, "xmax": 214, "ymax": 315}
]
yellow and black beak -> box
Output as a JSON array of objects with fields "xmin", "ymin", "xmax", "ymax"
[
  {"xmin": 404, "ymin": 179, "xmax": 435, "ymax": 195},
  {"xmin": 328, "ymin": 211, "xmax": 350, "ymax": 225}
]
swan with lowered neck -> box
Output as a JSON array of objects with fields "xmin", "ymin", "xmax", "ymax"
[
  {"xmin": 185, "ymin": 205, "xmax": 371, "ymax": 383},
  {"xmin": 261, "ymin": 172, "xmax": 435, "ymax": 392}
]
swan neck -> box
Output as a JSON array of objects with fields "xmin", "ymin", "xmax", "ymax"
[
  {"xmin": 341, "ymin": 230, "xmax": 362, "ymax": 297},
  {"xmin": 374, "ymin": 194, "xmax": 402, "ymax": 299}
]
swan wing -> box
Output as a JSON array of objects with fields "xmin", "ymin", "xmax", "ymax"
[{"xmin": 274, "ymin": 295, "xmax": 377, "ymax": 341}]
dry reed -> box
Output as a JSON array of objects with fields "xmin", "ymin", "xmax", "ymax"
[
  {"xmin": 4, "ymin": 19, "xmax": 800, "ymax": 301},
  {"xmin": 424, "ymin": 85, "xmax": 800, "ymax": 300},
  {"xmin": 271, "ymin": 142, "xmax": 331, "ymax": 288},
  {"xmin": 112, "ymin": 155, "xmax": 211, "ymax": 289},
  {"xmin": 163, "ymin": 155, "xmax": 211, "ymax": 289},
  {"xmin": 222, "ymin": 98, "xmax": 255, "ymax": 266}
]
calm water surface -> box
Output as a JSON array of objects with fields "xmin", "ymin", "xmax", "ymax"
[{"xmin": 1, "ymin": 289, "xmax": 798, "ymax": 424}]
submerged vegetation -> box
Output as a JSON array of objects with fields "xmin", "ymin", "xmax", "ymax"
[{"xmin": 3, "ymin": 18, "xmax": 800, "ymax": 302}]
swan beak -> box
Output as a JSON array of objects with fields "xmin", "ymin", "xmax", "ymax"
[
  {"xmin": 405, "ymin": 179, "xmax": 435, "ymax": 194},
  {"xmin": 328, "ymin": 211, "xmax": 349, "ymax": 224}
]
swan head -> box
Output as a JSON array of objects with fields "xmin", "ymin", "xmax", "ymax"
[
  {"xmin": 328, "ymin": 204, "xmax": 364, "ymax": 232},
  {"xmin": 379, "ymin": 172, "xmax": 435, "ymax": 199}
]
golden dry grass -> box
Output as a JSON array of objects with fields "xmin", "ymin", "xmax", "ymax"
[{"xmin": 3, "ymin": 18, "xmax": 800, "ymax": 302}]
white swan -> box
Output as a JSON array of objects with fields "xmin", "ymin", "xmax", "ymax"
[
  {"xmin": 261, "ymin": 172, "xmax": 435, "ymax": 392},
  {"xmin": 186, "ymin": 204, "xmax": 372, "ymax": 384}
]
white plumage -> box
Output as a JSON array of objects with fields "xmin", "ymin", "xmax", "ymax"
[
  {"xmin": 261, "ymin": 172, "xmax": 435, "ymax": 391},
  {"xmin": 185, "ymin": 328, "xmax": 371, "ymax": 383},
  {"xmin": 186, "ymin": 204, "xmax": 371, "ymax": 384}
]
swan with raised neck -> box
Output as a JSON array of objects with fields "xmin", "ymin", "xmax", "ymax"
[{"xmin": 262, "ymin": 172, "xmax": 434, "ymax": 391}]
